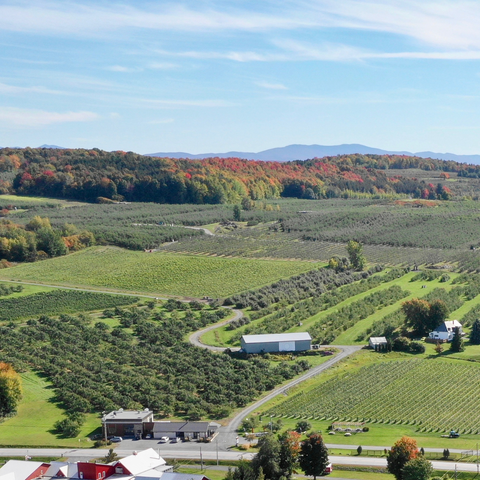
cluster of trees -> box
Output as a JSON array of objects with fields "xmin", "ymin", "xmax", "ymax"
[
  {"xmin": 401, "ymin": 298, "xmax": 449, "ymax": 336},
  {"xmin": 387, "ymin": 437, "xmax": 433, "ymax": 480},
  {"xmin": 0, "ymin": 216, "xmax": 94, "ymax": 262},
  {"xmin": 0, "ymin": 362, "xmax": 22, "ymax": 417},
  {"xmin": 226, "ymin": 432, "xmax": 329, "ymax": 480},
  {"xmin": 0, "ymin": 284, "xmax": 23, "ymax": 296},
  {"xmin": 329, "ymin": 240, "xmax": 366, "ymax": 272},
  {"xmin": 0, "ymin": 148, "xmax": 457, "ymax": 205},
  {"xmin": 0, "ymin": 304, "xmax": 311, "ymax": 423}
]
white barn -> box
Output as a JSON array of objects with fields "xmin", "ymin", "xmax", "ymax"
[
  {"xmin": 240, "ymin": 333, "xmax": 312, "ymax": 354},
  {"xmin": 428, "ymin": 320, "xmax": 463, "ymax": 342}
]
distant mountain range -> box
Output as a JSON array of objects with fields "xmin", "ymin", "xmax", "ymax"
[{"xmin": 146, "ymin": 143, "xmax": 480, "ymax": 164}]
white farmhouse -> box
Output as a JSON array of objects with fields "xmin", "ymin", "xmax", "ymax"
[{"xmin": 428, "ymin": 320, "xmax": 463, "ymax": 342}]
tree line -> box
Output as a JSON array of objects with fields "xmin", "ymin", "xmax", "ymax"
[{"xmin": 0, "ymin": 147, "xmax": 458, "ymax": 205}]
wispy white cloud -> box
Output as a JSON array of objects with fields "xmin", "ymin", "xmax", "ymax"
[
  {"xmin": 3, "ymin": 0, "xmax": 480, "ymax": 54},
  {"xmin": 0, "ymin": 82, "xmax": 65, "ymax": 95},
  {"xmin": 105, "ymin": 65, "xmax": 141, "ymax": 73},
  {"xmin": 147, "ymin": 62, "xmax": 179, "ymax": 70},
  {"xmin": 256, "ymin": 81, "xmax": 288, "ymax": 90},
  {"xmin": 0, "ymin": 107, "xmax": 99, "ymax": 127},
  {"xmin": 155, "ymin": 48, "xmax": 284, "ymax": 62},
  {"xmin": 0, "ymin": 2, "xmax": 313, "ymax": 36},
  {"xmin": 149, "ymin": 118, "xmax": 175, "ymax": 124},
  {"xmin": 139, "ymin": 98, "xmax": 237, "ymax": 108}
]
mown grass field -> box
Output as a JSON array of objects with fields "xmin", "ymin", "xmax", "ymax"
[
  {"xmin": 0, "ymin": 371, "xmax": 98, "ymax": 447},
  {"xmin": 0, "ymin": 246, "xmax": 315, "ymax": 298}
]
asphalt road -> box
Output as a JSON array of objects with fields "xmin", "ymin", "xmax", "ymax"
[{"xmin": 1, "ymin": 447, "xmax": 478, "ymax": 474}]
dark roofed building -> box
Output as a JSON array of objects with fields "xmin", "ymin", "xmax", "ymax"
[{"xmin": 152, "ymin": 421, "xmax": 220, "ymax": 441}]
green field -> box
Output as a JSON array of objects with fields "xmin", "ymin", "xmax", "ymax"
[
  {"xmin": 0, "ymin": 246, "xmax": 315, "ymax": 298},
  {"xmin": 0, "ymin": 371, "xmax": 98, "ymax": 447}
]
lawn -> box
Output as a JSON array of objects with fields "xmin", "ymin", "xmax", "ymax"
[
  {"xmin": 0, "ymin": 246, "xmax": 315, "ymax": 298},
  {"xmin": 0, "ymin": 371, "xmax": 98, "ymax": 447}
]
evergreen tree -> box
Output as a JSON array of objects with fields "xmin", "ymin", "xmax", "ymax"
[
  {"xmin": 233, "ymin": 205, "xmax": 241, "ymax": 222},
  {"xmin": 251, "ymin": 434, "xmax": 282, "ymax": 480},
  {"xmin": 298, "ymin": 433, "xmax": 329, "ymax": 480},
  {"xmin": 470, "ymin": 319, "xmax": 480, "ymax": 345},
  {"xmin": 346, "ymin": 240, "xmax": 366, "ymax": 271},
  {"xmin": 450, "ymin": 327, "xmax": 464, "ymax": 352}
]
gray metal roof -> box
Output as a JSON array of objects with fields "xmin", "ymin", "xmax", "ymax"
[
  {"xmin": 103, "ymin": 409, "xmax": 153, "ymax": 422},
  {"xmin": 241, "ymin": 333, "xmax": 311, "ymax": 344},
  {"xmin": 152, "ymin": 421, "xmax": 219, "ymax": 433}
]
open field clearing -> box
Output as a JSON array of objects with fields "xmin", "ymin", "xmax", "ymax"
[
  {"xmin": 0, "ymin": 246, "xmax": 315, "ymax": 298},
  {"xmin": 0, "ymin": 194, "xmax": 85, "ymax": 208},
  {"xmin": 0, "ymin": 371, "xmax": 98, "ymax": 447}
]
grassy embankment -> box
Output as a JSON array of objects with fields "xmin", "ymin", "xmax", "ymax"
[{"xmin": 0, "ymin": 371, "xmax": 98, "ymax": 447}]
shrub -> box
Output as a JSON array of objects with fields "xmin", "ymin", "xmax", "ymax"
[
  {"xmin": 409, "ymin": 341, "xmax": 426, "ymax": 354},
  {"xmin": 393, "ymin": 336, "xmax": 411, "ymax": 352}
]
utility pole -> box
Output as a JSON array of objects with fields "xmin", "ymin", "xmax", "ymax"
[
  {"xmin": 216, "ymin": 438, "xmax": 219, "ymax": 466},
  {"xmin": 200, "ymin": 447, "xmax": 203, "ymax": 471}
]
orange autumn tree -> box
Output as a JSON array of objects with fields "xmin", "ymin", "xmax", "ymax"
[
  {"xmin": 0, "ymin": 362, "xmax": 22, "ymax": 417},
  {"xmin": 387, "ymin": 436, "xmax": 418, "ymax": 480}
]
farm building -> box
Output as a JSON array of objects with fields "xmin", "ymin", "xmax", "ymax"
[
  {"xmin": 428, "ymin": 320, "xmax": 463, "ymax": 342},
  {"xmin": 152, "ymin": 421, "xmax": 220, "ymax": 441},
  {"xmin": 0, "ymin": 460, "xmax": 50, "ymax": 480},
  {"xmin": 0, "ymin": 450, "xmax": 211, "ymax": 480},
  {"xmin": 240, "ymin": 332, "xmax": 312, "ymax": 354},
  {"xmin": 369, "ymin": 337, "xmax": 388, "ymax": 351},
  {"xmin": 102, "ymin": 408, "xmax": 154, "ymax": 438}
]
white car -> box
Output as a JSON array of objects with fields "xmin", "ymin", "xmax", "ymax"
[{"xmin": 159, "ymin": 436, "xmax": 170, "ymax": 443}]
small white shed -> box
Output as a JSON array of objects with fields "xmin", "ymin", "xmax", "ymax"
[{"xmin": 369, "ymin": 337, "xmax": 388, "ymax": 350}]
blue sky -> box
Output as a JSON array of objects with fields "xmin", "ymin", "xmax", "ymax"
[{"xmin": 2, "ymin": 0, "xmax": 480, "ymax": 154}]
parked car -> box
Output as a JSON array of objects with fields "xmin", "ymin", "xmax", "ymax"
[
  {"xmin": 344, "ymin": 432, "xmax": 351, "ymax": 436},
  {"xmin": 170, "ymin": 437, "xmax": 181, "ymax": 443},
  {"xmin": 324, "ymin": 464, "xmax": 333, "ymax": 474},
  {"xmin": 145, "ymin": 434, "xmax": 151, "ymax": 439},
  {"xmin": 111, "ymin": 436, "xmax": 123, "ymax": 443},
  {"xmin": 159, "ymin": 436, "xmax": 170, "ymax": 443}
]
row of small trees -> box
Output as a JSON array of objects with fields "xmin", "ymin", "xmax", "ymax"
[{"xmin": 226, "ymin": 432, "xmax": 329, "ymax": 480}]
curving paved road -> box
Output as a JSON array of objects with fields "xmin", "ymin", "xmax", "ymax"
[
  {"xmin": 220, "ymin": 345, "xmax": 362, "ymax": 448},
  {"xmin": 188, "ymin": 308, "xmax": 242, "ymax": 352}
]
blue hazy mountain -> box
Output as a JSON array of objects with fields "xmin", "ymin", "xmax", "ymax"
[{"xmin": 146, "ymin": 143, "xmax": 480, "ymax": 164}]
